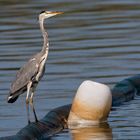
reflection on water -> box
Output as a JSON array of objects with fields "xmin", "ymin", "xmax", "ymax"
[
  {"xmin": 0, "ymin": 0, "xmax": 140, "ymax": 139},
  {"xmin": 69, "ymin": 123, "xmax": 112, "ymax": 140}
]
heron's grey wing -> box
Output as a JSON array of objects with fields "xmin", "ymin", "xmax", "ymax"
[{"xmin": 10, "ymin": 58, "xmax": 39, "ymax": 94}]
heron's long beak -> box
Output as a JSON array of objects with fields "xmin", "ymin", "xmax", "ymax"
[
  {"xmin": 51, "ymin": 11, "xmax": 64, "ymax": 15},
  {"xmin": 47, "ymin": 11, "xmax": 64, "ymax": 17}
]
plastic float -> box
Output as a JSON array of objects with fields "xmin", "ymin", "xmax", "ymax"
[{"xmin": 68, "ymin": 80, "xmax": 112, "ymax": 126}]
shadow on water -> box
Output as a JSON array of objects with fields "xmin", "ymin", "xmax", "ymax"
[{"xmin": 0, "ymin": 0, "xmax": 140, "ymax": 139}]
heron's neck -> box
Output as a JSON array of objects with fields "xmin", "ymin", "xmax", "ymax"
[{"xmin": 39, "ymin": 17, "xmax": 49, "ymax": 53}]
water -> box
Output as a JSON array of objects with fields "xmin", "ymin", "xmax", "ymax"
[{"xmin": 0, "ymin": 0, "xmax": 140, "ymax": 139}]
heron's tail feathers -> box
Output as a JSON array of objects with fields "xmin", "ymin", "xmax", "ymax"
[{"xmin": 7, "ymin": 94, "xmax": 19, "ymax": 103}]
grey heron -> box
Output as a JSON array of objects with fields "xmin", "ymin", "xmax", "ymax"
[{"xmin": 7, "ymin": 11, "xmax": 63, "ymax": 124}]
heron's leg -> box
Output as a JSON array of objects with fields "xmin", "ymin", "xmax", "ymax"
[
  {"xmin": 26, "ymin": 81, "xmax": 32, "ymax": 124},
  {"xmin": 30, "ymin": 91, "xmax": 38, "ymax": 122}
]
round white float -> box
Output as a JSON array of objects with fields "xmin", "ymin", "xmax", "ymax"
[{"xmin": 68, "ymin": 80, "xmax": 112, "ymax": 126}]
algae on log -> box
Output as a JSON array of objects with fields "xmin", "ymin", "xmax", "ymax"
[{"xmin": 0, "ymin": 75, "xmax": 140, "ymax": 139}]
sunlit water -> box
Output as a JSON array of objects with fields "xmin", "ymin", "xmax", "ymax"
[{"xmin": 0, "ymin": 0, "xmax": 140, "ymax": 139}]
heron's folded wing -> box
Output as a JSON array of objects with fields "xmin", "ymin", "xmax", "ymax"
[{"xmin": 10, "ymin": 58, "xmax": 39, "ymax": 94}]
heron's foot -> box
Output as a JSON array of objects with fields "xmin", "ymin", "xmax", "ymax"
[
  {"xmin": 35, "ymin": 118, "xmax": 38, "ymax": 123},
  {"xmin": 34, "ymin": 112, "xmax": 38, "ymax": 122},
  {"xmin": 28, "ymin": 120, "xmax": 31, "ymax": 124},
  {"xmin": 29, "ymin": 98, "xmax": 38, "ymax": 123}
]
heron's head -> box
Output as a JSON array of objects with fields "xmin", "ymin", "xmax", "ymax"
[{"xmin": 39, "ymin": 11, "xmax": 63, "ymax": 20}]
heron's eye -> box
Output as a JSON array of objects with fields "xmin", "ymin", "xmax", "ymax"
[{"xmin": 40, "ymin": 10, "xmax": 45, "ymax": 14}]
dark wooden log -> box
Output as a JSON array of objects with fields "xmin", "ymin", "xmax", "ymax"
[{"xmin": 0, "ymin": 75, "xmax": 140, "ymax": 139}]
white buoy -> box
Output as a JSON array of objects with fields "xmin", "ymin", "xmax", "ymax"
[{"xmin": 68, "ymin": 80, "xmax": 112, "ymax": 126}]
